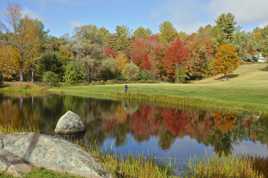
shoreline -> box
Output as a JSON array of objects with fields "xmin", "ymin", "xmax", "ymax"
[{"xmin": 0, "ymin": 82, "xmax": 267, "ymax": 114}]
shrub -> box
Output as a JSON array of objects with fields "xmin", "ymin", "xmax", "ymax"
[
  {"xmin": 139, "ymin": 70, "xmax": 154, "ymax": 80},
  {"xmin": 42, "ymin": 71, "xmax": 60, "ymax": 86},
  {"xmin": 64, "ymin": 62, "xmax": 85, "ymax": 84},
  {"xmin": 100, "ymin": 59, "xmax": 118, "ymax": 80},
  {"xmin": 122, "ymin": 63, "xmax": 140, "ymax": 81}
]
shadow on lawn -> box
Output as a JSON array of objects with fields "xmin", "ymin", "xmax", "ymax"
[{"xmin": 216, "ymin": 74, "xmax": 239, "ymax": 80}]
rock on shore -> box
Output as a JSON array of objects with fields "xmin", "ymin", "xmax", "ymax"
[{"xmin": 0, "ymin": 133, "xmax": 110, "ymax": 178}]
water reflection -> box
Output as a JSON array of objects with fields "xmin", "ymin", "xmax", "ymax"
[{"xmin": 0, "ymin": 94, "xmax": 268, "ymax": 172}]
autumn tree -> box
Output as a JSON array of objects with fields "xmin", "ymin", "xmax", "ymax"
[
  {"xmin": 103, "ymin": 47, "xmax": 117, "ymax": 58},
  {"xmin": 159, "ymin": 21, "xmax": 178, "ymax": 44},
  {"xmin": 163, "ymin": 39, "xmax": 188, "ymax": 81},
  {"xmin": 186, "ymin": 32, "xmax": 216, "ymax": 79},
  {"xmin": 115, "ymin": 52, "xmax": 129, "ymax": 73},
  {"xmin": 0, "ymin": 45, "xmax": 20, "ymax": 80},
  {"xmin": 130, "ymin": 35, "xmax": 166, "ymax": 79},
  {"xmin": 0, "ymin": 4, "xmax": 44, "ymax": 81},
  {"xmin": 130, "ymin": 38, "xmax": 151, "ymax": 71},
  {"xmin": 43, "ymin": 36, "xmax": 73, "ymax": 60},
  {"xmin": 18, "ymin": 17, "xmax": 44, "ymax": 82},
  {"xmin": 251, "ymin": 26, "xmax": 268, "ymax": 57},
  {"xmin": 214, "ymin": 44, "xmax": 240, "ymax": 78}
]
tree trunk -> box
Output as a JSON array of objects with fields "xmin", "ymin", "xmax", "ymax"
[
  {"xmin": 19, "ymin": 50, "xmax": 24, "ymax": 82},
  {"xmin": 19, "ymin": 69, "xmax": 23, "ymax": 82},
  {"xmin": 31, "ymin": 69, "xmax": 34, "ymax": 83}
]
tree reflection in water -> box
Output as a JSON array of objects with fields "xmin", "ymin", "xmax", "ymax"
[{"xmin": 0, "ymin": 94, "xmax": 268, "ymax": 173}]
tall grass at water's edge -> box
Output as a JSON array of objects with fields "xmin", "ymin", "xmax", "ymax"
[{"xmin": 186, "ymin": 155, "xmax": 265, "ymax": 178}]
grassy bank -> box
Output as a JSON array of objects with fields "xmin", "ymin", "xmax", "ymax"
[
  {"xmin": 50, "ymin": 64, "xmax": 268, "ymax": 113},
  {"xmin": 0, "ymin": 82, "xmax": 47, "ymax": 97}
]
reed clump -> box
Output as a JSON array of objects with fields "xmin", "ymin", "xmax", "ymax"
[
  {"xmin": 90, "ymin": 148, "xmax": 178, "ymax": 178},
  {"xmin": 186, "ymin": 155, "xmax": 264, "ymax": 178}
]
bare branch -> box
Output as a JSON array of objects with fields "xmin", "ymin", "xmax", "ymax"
[{"xmin": 6, "ymin": 4, "xmax": 22, "ymax": 33}]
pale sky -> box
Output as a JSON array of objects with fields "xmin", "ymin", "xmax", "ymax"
[{"xmin": 1, "ymin": 0, "xmax": 268, "ymax": 36}]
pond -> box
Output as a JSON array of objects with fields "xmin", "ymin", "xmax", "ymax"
[{"xmin": 0, "ymin": 94, "xmax": 268, "ymax": 175}]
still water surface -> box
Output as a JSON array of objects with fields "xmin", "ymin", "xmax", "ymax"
[{"xmin": 0, "ymin": 94, "xmax": 268, "ymax": 174}]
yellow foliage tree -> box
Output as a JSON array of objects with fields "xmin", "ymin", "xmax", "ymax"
[
  {"xmin": 16, "ymin": 17, "xmax": 42, "ymax": 81},
  {"xmin": 115, "ymin": 52, "xmax": 129, "ymax": 72},
  {"xmin": 214, "ymin": 44, "xmax": 240, "ymax": 77},
  {"xmin": 0, "ymin": 4, "xmax": 42, "ymax": 81},
  {"xmin": 0, "ymin": 45, "xmax": 20, "ymax": 79}
]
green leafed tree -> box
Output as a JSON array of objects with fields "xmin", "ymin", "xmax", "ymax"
[
  {"xmin": 109, "ymin": 25, "xmax": 130, "ymax": 52},
  {"xmin": 159, "ymin": 21, "xmax": 178, "ymax": 44},
  {"xmin": 133, "ymin": 27, "xmax": 152, "ymax": 39},
  {"xmin": 72, "ymin": 25, "xmax": 111, "ymax": 59},
  {"xmin": 215, "ymin": 13, "xmax": 237, "ymax": 44},
  {"xmin": 64, "ymin": 62, "xmax": 85, "ymax": 84},
  {"xmin": 36, "ymin": 52, "xmax": 65, "ymax": 81}
]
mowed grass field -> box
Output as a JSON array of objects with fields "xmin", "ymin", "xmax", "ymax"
[{"xmin": 50, "ymin": 63, "xmax": 268, "ymax": 113}]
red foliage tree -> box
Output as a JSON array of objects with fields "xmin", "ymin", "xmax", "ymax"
[
  {"xmin": 130, "ymin": 105, "xmax": 160, "ymax": 139},
  {"xmin": 130, "ymin": 35, "xmax": 166, "ymax": 77},
  {"xmin": 130, "ymin": 38, "xmax": 151, "ymax": 70},
  {"xmin": 163, "ymin": 39, "xmax": 188, "ymax": 80},
  {"xmin": 161, "ymin": 109, "xmax": 188, "ymax": 136},
  {"xmin": 103, "ymin": 47, "xmax": 117, "ymax": 58}
]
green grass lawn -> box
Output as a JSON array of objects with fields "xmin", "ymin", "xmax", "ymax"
[
  {"xmin": 0, "ymin": 168, "xmax": 82, "ymax": 178},
  {"xmin": 50, "ymin": 63, "xmax": 268, "ymax": 113}
]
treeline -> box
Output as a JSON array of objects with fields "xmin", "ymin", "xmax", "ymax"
[{"xmin": 0, "ymin": 4, "xmax": 268, "ymax": 85}]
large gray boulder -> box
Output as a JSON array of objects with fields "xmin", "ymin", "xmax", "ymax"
[
  {"xmin": 0, "ymin": 150, "xmax": 33, "ymax": 177},
  {"xmin": 55, "ymin": 111, "xmax": 85, "ymax": 134},
  {"xmin": 0, "ymin": 133, "xmax": 110, "ymax": 178}
]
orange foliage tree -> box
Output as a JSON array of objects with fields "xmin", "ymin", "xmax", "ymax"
[{"xmin": 214, "ymin": 44, "xmax": 240, "ymax": 77}]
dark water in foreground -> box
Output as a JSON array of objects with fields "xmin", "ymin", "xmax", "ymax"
[{"xmin": 1, "ymin": 94, "xmax": 268, "ymax": 174}]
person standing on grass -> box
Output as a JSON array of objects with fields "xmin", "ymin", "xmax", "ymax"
[{"xmin": 124, "ymin": 84, "xmax": 128, "ymax": 93}]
